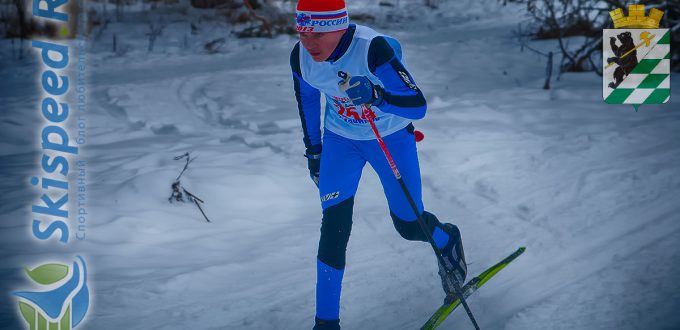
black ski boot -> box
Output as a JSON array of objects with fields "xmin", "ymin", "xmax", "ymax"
[
  {"xmin": 313, "ymin": 317, "xmax": 340, "ymax": 330},
  {"xmin": 437, "ymin": 223, "xmax": 467, "ymax": 296}
]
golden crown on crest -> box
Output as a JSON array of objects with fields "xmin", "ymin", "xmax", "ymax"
[{"xmin": 609, "ymin": 4, "xmax": 664, "ymax": 29}]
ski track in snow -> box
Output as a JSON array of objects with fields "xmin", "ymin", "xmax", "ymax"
[{"xmin": 1, "ymin": 1, "xmax": 680, "ymax": 329}]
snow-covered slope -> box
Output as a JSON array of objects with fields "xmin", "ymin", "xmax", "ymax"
[{"xmin": 1, "ymin": 1, "xmax": 679, "ymax": 329}]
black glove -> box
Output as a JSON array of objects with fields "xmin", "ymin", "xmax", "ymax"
[{"xmin": 305, "ymin": 145, "xmax": 321, "ymax": 187}]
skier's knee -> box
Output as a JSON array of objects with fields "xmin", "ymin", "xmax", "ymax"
[
  {"xmin": 390, "ymin": 211, "xmax": 441, "ymax": 242},
  {"xmin": 317, "ymin": 196, "xmax": 354, "ymax": 270}
]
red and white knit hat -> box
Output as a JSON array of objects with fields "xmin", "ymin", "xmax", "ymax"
[{"xmin": 295, "ymin": 0, "xmax": 349, "ymax": 33}]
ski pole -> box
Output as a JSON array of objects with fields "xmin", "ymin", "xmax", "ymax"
[
  {"xmin": 183, "ymin": 188, "xmax": 211, "ymax": 223},
  {"xmin": 337, "ymin": 71, "xmax": 480, "ymax": 330}
]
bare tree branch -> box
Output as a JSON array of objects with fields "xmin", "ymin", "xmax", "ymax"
[{"xmin": 243, "ymin": 0, "xmax": 271, "ymax": 37}]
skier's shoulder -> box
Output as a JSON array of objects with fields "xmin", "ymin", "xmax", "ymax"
[
  {"xmin": 366, "ymin": 36, "xmax": 400, "ymax": 72},
  {"xmin": 290, "ymin": 41, "xmax": 301, "ymax": 75},
  {"xmin": 353, "ymin": 24, "xmax": 399, "ymax": 46},
  {"xmin": 352, "ymin": 24, "xmax": 385, "ymax": 43}
]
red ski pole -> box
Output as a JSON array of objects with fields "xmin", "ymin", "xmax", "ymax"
[{"xmin": 338, "ymin": 71, "xmax": 480, "ymax": 330}]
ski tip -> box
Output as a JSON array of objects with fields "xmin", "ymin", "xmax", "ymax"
[{"xmin": 518, "ymin": 246, "xmax": 526, "ymax": 253}]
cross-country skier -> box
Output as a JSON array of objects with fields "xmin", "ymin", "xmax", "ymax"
[{"xmin": 290, "ymin": 1, "xmax": 467, "ymax": 328}]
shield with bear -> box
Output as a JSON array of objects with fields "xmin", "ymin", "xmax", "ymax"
[{"xmin": 603, "ymin": 4, "xmax": 670, "ymax": 108}]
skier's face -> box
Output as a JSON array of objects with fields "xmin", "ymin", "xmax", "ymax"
[{"xmin": 299, "ymin": 29, "xmax": 346, "ymax": 62}]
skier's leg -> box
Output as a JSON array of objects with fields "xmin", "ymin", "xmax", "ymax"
[
  {"xmin": 364, "ymin": 125, "xmax": 467, "ymax": 287},
  {"xmin": 315, "ymin": 130, "xmax": 365, "ymax": 326},
  {"xmin": 362, "ymin": 125, "xmax": 445, "ymax": 244}
]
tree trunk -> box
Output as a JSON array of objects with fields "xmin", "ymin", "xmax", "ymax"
[
  {"xmin": 543, "ymin": 51, "xmax": 553, "ymax": 90},
  {"xmin": 13, "ymin": 0, "xmax": 27, "ymax": 59}
]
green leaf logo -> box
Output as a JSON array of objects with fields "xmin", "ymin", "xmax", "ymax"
[
  {"xmin": 14, "ymin": 257, "xmax": 90, "ymax": 330},
  {"xmin": 24, "ymin": 264, "xmax": 69, "ymax": 285}
]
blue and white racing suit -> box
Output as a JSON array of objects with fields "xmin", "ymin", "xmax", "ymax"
[{"xmin": 291, "ymin": 24, "xmax": 451, "ymax": 323}]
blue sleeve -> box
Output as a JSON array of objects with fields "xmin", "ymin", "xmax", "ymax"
[
  {"xmin": 368, "ymin": 37, "xmax": 427, "ymax": 120},
  {"xmin": 291, "ymin": 42, "xmax": 322, "ymax": 151}
]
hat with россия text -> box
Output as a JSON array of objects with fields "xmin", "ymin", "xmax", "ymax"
[{"xmin": 295, "ymin": 0, "xmax": 349, "ymax": 33}]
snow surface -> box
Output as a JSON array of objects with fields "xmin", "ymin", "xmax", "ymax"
[{"xmin": 1, "ymin": 1, "xmax": 679, "ymax": 329}]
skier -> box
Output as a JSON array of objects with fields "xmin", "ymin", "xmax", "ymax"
[{"xmin": 290, "ymin": 1, "xmax": 467, "ymax": 328}]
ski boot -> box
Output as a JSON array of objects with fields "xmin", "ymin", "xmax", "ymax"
[
  {"xmin": 313, "ymin": 317, "xmax": 340, "ymax": 330},
  {"xmin": 437, "ymin": 223, "xmax": 467, "ymax": 297}
]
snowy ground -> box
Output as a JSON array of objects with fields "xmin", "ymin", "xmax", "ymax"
[{"xmin": 1, "ymin": 1, "xmax": 680, "ymax": 329}]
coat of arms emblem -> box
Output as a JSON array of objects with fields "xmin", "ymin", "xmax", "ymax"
[{"xmin": 603, "ymin": 4, "xmax": 670, "ymax": 109}]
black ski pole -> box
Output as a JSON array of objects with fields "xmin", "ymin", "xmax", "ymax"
[{"xmin": 183, "ymin": 188, "xmax": 211, "ymax": 223}]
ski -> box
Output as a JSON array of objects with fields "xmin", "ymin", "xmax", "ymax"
[{"xmin": 421, "ymin": 246, "xmax": 526, "ymax": 330}]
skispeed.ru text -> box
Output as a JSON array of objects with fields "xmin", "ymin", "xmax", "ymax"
[{"xmin": 29, "ymin": 0, "xmax": 79, "ymax": 244}]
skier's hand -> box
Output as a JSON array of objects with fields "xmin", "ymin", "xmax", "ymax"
[
  {"xmin": 343, "ymin": 76, "xmax": 383, "ymax": 106},
  {"xmin": 305, "ymin": 145, "xmax": 321, "ymax": 187}
]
